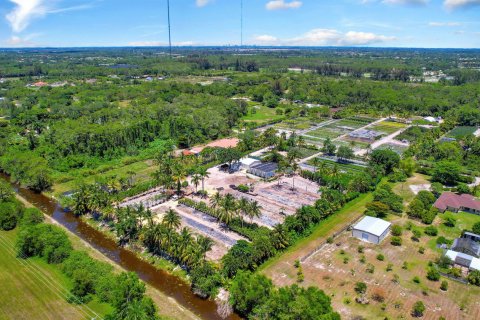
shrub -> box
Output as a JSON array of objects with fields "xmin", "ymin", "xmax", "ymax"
[
  {"xmin": 354, "ymin": 282, "xmax": 367, "ymax": 294},
  {"xmin": 386, "ymin": 263, "xmax": 393, "ymax": 272},
  {"xmin": 391, "ymin": 224, "xmax": 402, "ymax": 236},
  {"xmin": 371, "ymin": 288, "xmax": 386, "ymax": 303},
  {"xmin": 357, "ymin": 245, "xmax": 364, "ymax": 253},
  {"xmin": 440, "ymin": 280, "xmax": 448, "ymax": 291},
  {"xmin": 412, "ymin": 301, "xmax": 426, "ymax": 317},
  {"xmin": 0, "ymin": 202, "xmax": 19, "ymax": 231},
  {"xmin": 402, "ymin": 261, "xmax": 408, "ymax": 270},
  {"xmin": 472, "ymin": 222, "xmax": 480, "ymax": 235},
  {"xmin": 411, "ymin": 229, "xmax": 422, "ymax": 241},
  {"xmin": 468, "ymin": 270, "xmax": 480, "ymax": 286},
  {"xmin": 20, "ymin": 208, "xmax": 44, "ymax": 226},
  {"xmin": 366, "ymin": 263, "xmax": 375, "ymax": 274},
  {"xmin": 418, "ymin": 247, "xmax": 425, "ymax": 254},
  {"xmin": 426, "ymin": 267, "xmax": 440, "ymax": 281},
  {"xmin": 359, "ymin": 255, "xmax": 366, "ymax": 263},
  {"xmin": 190, "ymin": 262, "xmax": 223, "ymax": 298},
  {"xmin": 376, "ymin": 254, "xmax": 385, "ymax": 261},
  {"xmin": 391, "ymin": 236, "xmax": 402, "ymax": 246},
  {"xmin": 16, "ymin": 224, "xmax": 72, "ymax": 264},
  {"xmin": 237, "ymin": 184, "xmax": 250, "ymax": 193},
  {"xmin": 424, "ymin": 226, "xmax": 438, "ymax": 236},
  {"xmin": 413, "ymin": 276, "xmax": 421, "ymax": 284},
  {"xmin": 436, "ymin": 236, "xmax": 451, "ymax": 246}
]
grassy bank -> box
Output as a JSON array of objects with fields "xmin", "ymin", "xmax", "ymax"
[
  {"xmin": 12, "ymin": 193, "xmax": 200, "ymax": 320},
  {"xmin": 0, "ymin": 229, "xmax": 113, "ymax": 320}
]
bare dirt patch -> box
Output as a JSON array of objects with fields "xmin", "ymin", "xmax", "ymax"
[{"xmin": 297, "ymin": 229, "xmax": 480, "ymax": 320}]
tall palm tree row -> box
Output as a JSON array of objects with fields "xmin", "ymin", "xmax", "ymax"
[
  {"xmin": 139, "ymin": 208, "xmax": 214, "ymax": 269},
  {"xmin": 206, "ymin": 193, "xmax": 263, "ymax": 227}
]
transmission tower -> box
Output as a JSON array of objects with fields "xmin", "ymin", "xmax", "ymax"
[
  {"xmin": 167, "ymin": 0, "xmax": 172, "ymax": 57},
  {"xmin": 240, "ymin": 0, "xmax": 243, "ymax": 47}
]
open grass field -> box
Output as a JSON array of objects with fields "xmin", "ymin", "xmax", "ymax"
[
  {"xmin": 295, "ymin": 147, "xmax": 320, "ymax": 159},
  {"xmin": 0, "ymin": 229, "xmax": 113, "ymax": 320},
  {"xmin": 274, "ymin": 117, "xmax": 317, "ymax": 131},
  {"xmin": 375, "ymin": 143, "xmax": 408, "ymax": 155},
  {"xmin": 369, "ymin": 120, "xmax": 407, "ymax": 134},
  {"xmin": 446, "ymin": 126, "xmax": 478, "ymax": 139},
  {"xmin": 241, "ymin": 104, "xmax": 284, "ymax": 124},
  {"xmin": 51, "ymin": 159, "xmax": 156, "ymax": 197},
  {"xmin": 307, "ymin": 157, "xmax": 366, "ymax": 175}
]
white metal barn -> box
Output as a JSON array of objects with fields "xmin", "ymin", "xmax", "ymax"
[{"xmin": 352, "ymin": 216, "xmax": 391, "ymax": 244}]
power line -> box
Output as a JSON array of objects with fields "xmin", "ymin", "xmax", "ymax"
[
  {"xmin": 0, "ymin": 235, "xmax": 102, "ymax": 320},
  {"xmin": 167, "ymin": 0, "xmax": 172, "ymax": 57}
]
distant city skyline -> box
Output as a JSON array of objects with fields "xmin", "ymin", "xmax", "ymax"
[{"xmin": 1, "ymin": 0, "xmax": 479, "ymax": 48}]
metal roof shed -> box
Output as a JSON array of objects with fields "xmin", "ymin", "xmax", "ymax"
[{"xmin": 352, "ymin": 216, "xmax": 391, "ymax": 244}]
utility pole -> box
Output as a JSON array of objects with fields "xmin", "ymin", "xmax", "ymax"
[{"xmin": 167, "ymin": 0, "xmax": 172, "ymax": 57}]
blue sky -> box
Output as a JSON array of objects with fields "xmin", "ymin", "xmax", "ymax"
[{"xmin": 0, "ymin": 0, "xmax": 479, "ymax": 48}]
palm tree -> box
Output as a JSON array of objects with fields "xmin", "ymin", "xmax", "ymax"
[
  {"xmin": 172, "ymin": 161, "xmax": 187, "ymax": 195},
  {"xmin": 178, "ymin": 227, "xmax": 193, "ymax": 263},
  {"xmin": 219, "ymin": 194, "xmax": 236, "ymax": 225},
  {"xmin": 196, "ymin": 235, "xmax": 214, "ymax": 259},
  {"xmin": 312, "ymin": 157, "xmax": 321, "ymax": 174},
  {"xmin": 163, "ymin": 209, "xmax": 181, "ymax": 231},
  {"xmin": 211, "ymin": 192, "xmax": 223, "ymax": 210},
  {"xmin": 247, "ymin": 200, "xmax": 262, "ymax": 224},
  {"xmin": 271, "ymin": 224, "xmax": 289, "ymax": 250},
  {"xmin": 191, "ymin": 173, "xmax": 201, "ymax": 193},
  {"xmin": 197, "ymin": 167, "xmax": 210, "ymax": 193},
  {"xmin": 237, "ymin": 197, "xmax": 250, "ymax": 226},
  {"xmin": 287, "ymin": 148, "xmax": 300, "ymax": 190}
]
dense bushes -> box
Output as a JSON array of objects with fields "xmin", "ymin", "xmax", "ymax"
[
  {"xmin": 16, "ymin": 224, "xmax": 72, "ymax": 264},
  {"xmin": 407, "ymin": 190, "xmax": 438, "ymax": 224},
  {"xmin": 229, "ymin": 271, "xmax": 340, "ymax": 320},
  {"xmin": 13, "ymin": 207, "xmax": 158, "ymax": 318}
]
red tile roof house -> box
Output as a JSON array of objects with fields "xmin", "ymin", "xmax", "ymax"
[{"xmin": 433, "ymin": 192, "xmax": 480, "ymax": 214}]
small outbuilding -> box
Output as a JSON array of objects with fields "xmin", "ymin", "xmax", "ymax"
[
  {"xmin": 352, "ymin": 216, "xmax": 391, "ymax": 244},
  {"xmin": 445, "ymin": 250, "xmax": 480, "ymax": 272},
  {"xmin": 248, "ymin": 162, "xmax": 278, "ymax": 179}
]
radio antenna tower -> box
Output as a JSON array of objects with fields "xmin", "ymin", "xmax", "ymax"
[
  {"xmin": 240, "ymin": 0, "xmax": 244, "ymax": 47},
  {"xmin": 167, "ymin": 0, "xmax": 172, "ymax": 57}
]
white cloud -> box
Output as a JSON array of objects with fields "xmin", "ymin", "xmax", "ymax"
[
  {"xmin": 266, "ymin": 0, "xmax": 303, "ymax": 10},
  {"xmin": 254, "ymin": 35, "xmax": 279, "ymax": 44},
  {"xmin": 382, "ymin": 0, "xmax": 428, "ymax": 4},
  {"xmin": 6, "ymin": 0, "xmax": 48, "ymax": 33},
  {"xmin": 5, "ymin": 0, "xmax": 95, "ymax": 33},
  {"xmin": 340, "ymin": 31, "xmax": 395, "ymax": 45},
  {"xmin": 428, "ymin": 22, "xmax": 461, "ymax": 26},
  {"xmin": 444, "ymin": 0, "xmax": 480, "ymax": 10},
  {"xmin": 128, "ymin": 40, "xmax": 195, "ymax": 47},
  {"xmin": 196, "ymin": 0, "xmax": 214, "ymax": 7},
  {"xmin": 251, "ymin": 29, "xmax": 395, "ymax": 46},
  {"xmin": 3, "ymin": 33, "xmax": 40, "ymax": 47}
]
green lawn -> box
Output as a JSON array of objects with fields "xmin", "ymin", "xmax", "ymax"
[
  {"xmin": 241, "ymin": 104, "xmax": 285, "ymax": 123},
  {"xmin": 446, "ymin": 126, "xmax": 478, "ymax": 139},
  {"xmin": 306, "ymin": 157, "xmax": 365, "ymax": 175},
  {"xmin": 369, "ymin": 121, "xmax": 407, "ymax": 134},
  {"xmin": 51, "ymin": 159, "xmax": 156, "ymax": 197},
  {"xmin": 0, "ymin": 229, "xmax": 113, "ymax": 320}
]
